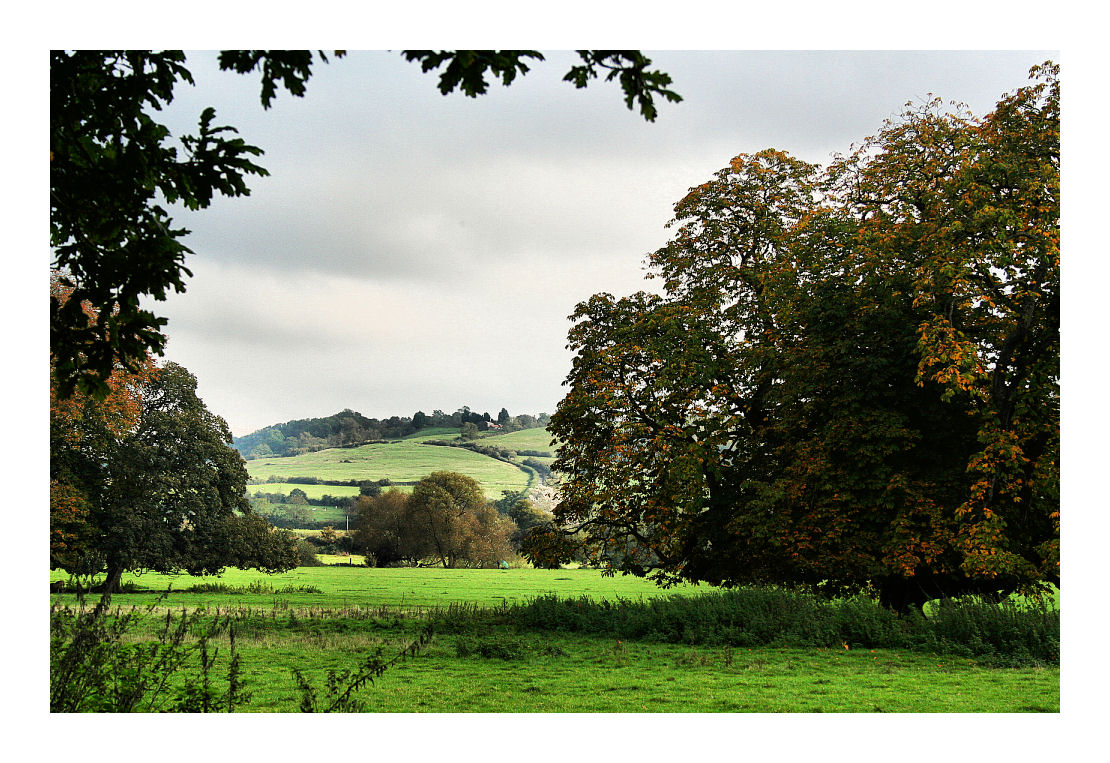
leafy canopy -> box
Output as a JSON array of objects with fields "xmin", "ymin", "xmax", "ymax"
[{"xmin": 529, "ymin": 64, "xmax": 1059, "ymax": 611}]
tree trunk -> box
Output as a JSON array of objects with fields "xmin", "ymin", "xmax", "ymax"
[
  {"xmin": 877, "ymin": 578, "xmax": 928, "ymax": 617},
  {"xmin": 98, "ymin": 560, "xmax": 124, "ymax": 606}
]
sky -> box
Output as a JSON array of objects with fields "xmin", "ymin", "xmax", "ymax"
[{"xmin": 143, "ymin": 49, "xmax": 1057, "ymax": 437}]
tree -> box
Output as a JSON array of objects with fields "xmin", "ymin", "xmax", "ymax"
[
  {"xmin": 531, "ymin": 64, "xmax": 1059, "ymax": 612},
  {"xmin": 51, "ymin": 289, "xmax": 298, "ymax": 596},
  {"xmin": 50, "ymin": 50, "xmax": 680, "ymax": 399},
  {"xmin": 50, "ymin": 279, "xmax": 152, "ymax": 578},
  {"xmin": 351, "ymin": 489, "xmax": 428, "ymax": 566},
  {"xmin": 495, "ymin": 491, "xmax": 553, "ymax": 551},
  {"xmin": 408, "ymin": 472, "xmax": 514, "ymax": 568}
]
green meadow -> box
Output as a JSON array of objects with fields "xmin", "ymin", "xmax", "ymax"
[
  {"xmin": 50, "ymin": 565, "xmax": 692, "ymax": 610},
  {"xmin": 479, "ymin": 427, "xmax": 557, "ymax": 453},
  {"xmin": 50, "ymin": 566, "xmax": 1059, "ymax": 713}
]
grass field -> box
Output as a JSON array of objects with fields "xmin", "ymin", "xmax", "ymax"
[
  {"xmin": 479, "ymin": 427, "xmax": 557, "ymax": 453},
  {"xmin": 246, "ymin": 440, "xmax": 532, "ymax": 499},
  {"xmin": 50, "ymin": 565, "xmax": 695, "ymax": 610},
  {"xmin": 172, "ymin": 630, "xmax": 1059, "ymax": 713},
  {"xmin": 50, "ymin": 566, "xmax": 1059, "ymax": 713}
]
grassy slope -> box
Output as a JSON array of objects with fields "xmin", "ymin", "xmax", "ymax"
[
  {"xmin": 241, "ymin": 427, "xmax": 558, "ymax": 506},
  {"xmin": 479, "ymin": 427, "xmax": 557, "ymax": 453},
  {"xmin": 245, "ymin": 440, "xmax": 531, "ymax": 499}
]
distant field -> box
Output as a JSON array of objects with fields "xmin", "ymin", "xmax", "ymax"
[
  {"xmin": 245, "ymin": 440, "xmax": 531, "ymax": 499},
  {"xmin": 480, "ymin": 427, "xmax": 557, "ymax": 453},
  {"xmin": 248, "ymin": 482, "xmax": 361, "ymax": 499},
  {"xmin": 253, "ymin": 502, "xmax": 354, "ymax": 525}
]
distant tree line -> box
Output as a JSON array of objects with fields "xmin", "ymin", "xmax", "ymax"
[
  {"xmin": 234, "ymin": 407, "xmax": 551, "ymax": 459},
  {"xmin": 249, "ymin": 488, "xmax": 357, "ymax": 510},
  {"xmin": 249, "ymin": 475, "xmax": 395, "ymax": 489}
]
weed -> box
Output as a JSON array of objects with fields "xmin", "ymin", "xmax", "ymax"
[
  {"xmin": 500, "ymin": 588, "xmax": 1058, "ymax": 666},
  {"xmin": 612, "ymin": 639, "xmax": 627, "ymax": 666},
  {"xmin": 50, "ymin": 597, "xmax": 248, "ymax": 712},
  {"xmin": 291, "ymin": 623, "xmax": 434, "ymax": 712},
  {"xmin": 454, "ymin": 635, "xmax": 528, "ymax": 660}
]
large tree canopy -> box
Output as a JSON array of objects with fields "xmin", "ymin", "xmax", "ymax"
[
  {"xmin": 352, "ymin": 473, "xmax": 516, "ymax": 568},
  {"xmin": 51, "ymin": 283, "xmax": 298, "ymax": 595},
  {"xmin": 50, "ymin": 50, "xmax": 681, "ymax": 399},
  {"xmin": 528, "ymin": 64, "xmax": 1059, "ymax": 611}
]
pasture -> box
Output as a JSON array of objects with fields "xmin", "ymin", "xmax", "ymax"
[
  {"xmin": 49, "ymin": 566, "xmax": 1059, "ymax": 713},
  {"xmin": 479, "ymin": 427, "xmax": 557, "ymax": 453},
  {"xmin": 245, "ymin": 439, "xmax": 533, "ymax": 499},
  {"xmin": 50, "ymin": 565, "xmax": 694, "ymax": 610}
]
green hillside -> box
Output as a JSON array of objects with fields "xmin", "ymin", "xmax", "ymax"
[
  {"xmin": 245, "ymin": 439, "xmax": 533, "ymax": 499},
  {"xmin": 479, "ymin": 427, "xmax": 557, "ymax": 453}
]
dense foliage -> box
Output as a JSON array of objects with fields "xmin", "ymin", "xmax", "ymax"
[
  {"xmin": 50, "ymin": 50, "xmax": 678, "ymax": 399},
  {"xmin": 530, "ymin": 65, "xmax": 1059, "ymax": 611},
  {"xmin": 352, "ymin": 473, "xmax": 518, "ymax": 568},
  {"xmin": 50, "ymin": 598, "xmax": 251, "ymax": 712},
  {"xmin": 488, "ymin": 590, "xmax": 1059, "ymax": 666}
]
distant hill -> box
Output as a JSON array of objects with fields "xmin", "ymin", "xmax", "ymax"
[{"xmin": 233, "ymin": 406, "xmax": 551, "ymax": 460}]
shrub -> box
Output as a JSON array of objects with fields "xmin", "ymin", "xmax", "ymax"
[
  {"xmin": 296, "ymin": 539, "xmax": 323, "ymax": 567},
  {"xmin": 911, "ymin": 596, "xmax": 1060, "ymax": 665},
  {"xmin": 454, "ymin": 635, "xmax": 528, "ymax": 660},
  {"xmin": 832, "ymin": 595, "xmax": 908, "ymax": 648}
]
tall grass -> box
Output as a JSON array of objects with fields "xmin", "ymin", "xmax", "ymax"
[{"xmin": 443, "ymin": 588, "xmax": 1059, "ymax": 666}]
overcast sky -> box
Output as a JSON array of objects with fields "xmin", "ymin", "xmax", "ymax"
[{"xmin": 141, "ymin": 49, "xmax": 1058, "ymax": 437}]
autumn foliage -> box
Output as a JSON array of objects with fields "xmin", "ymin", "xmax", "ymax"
[{"xmin": 531, "ymin": 64, "xmax": 1059, "ymax": 611}]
